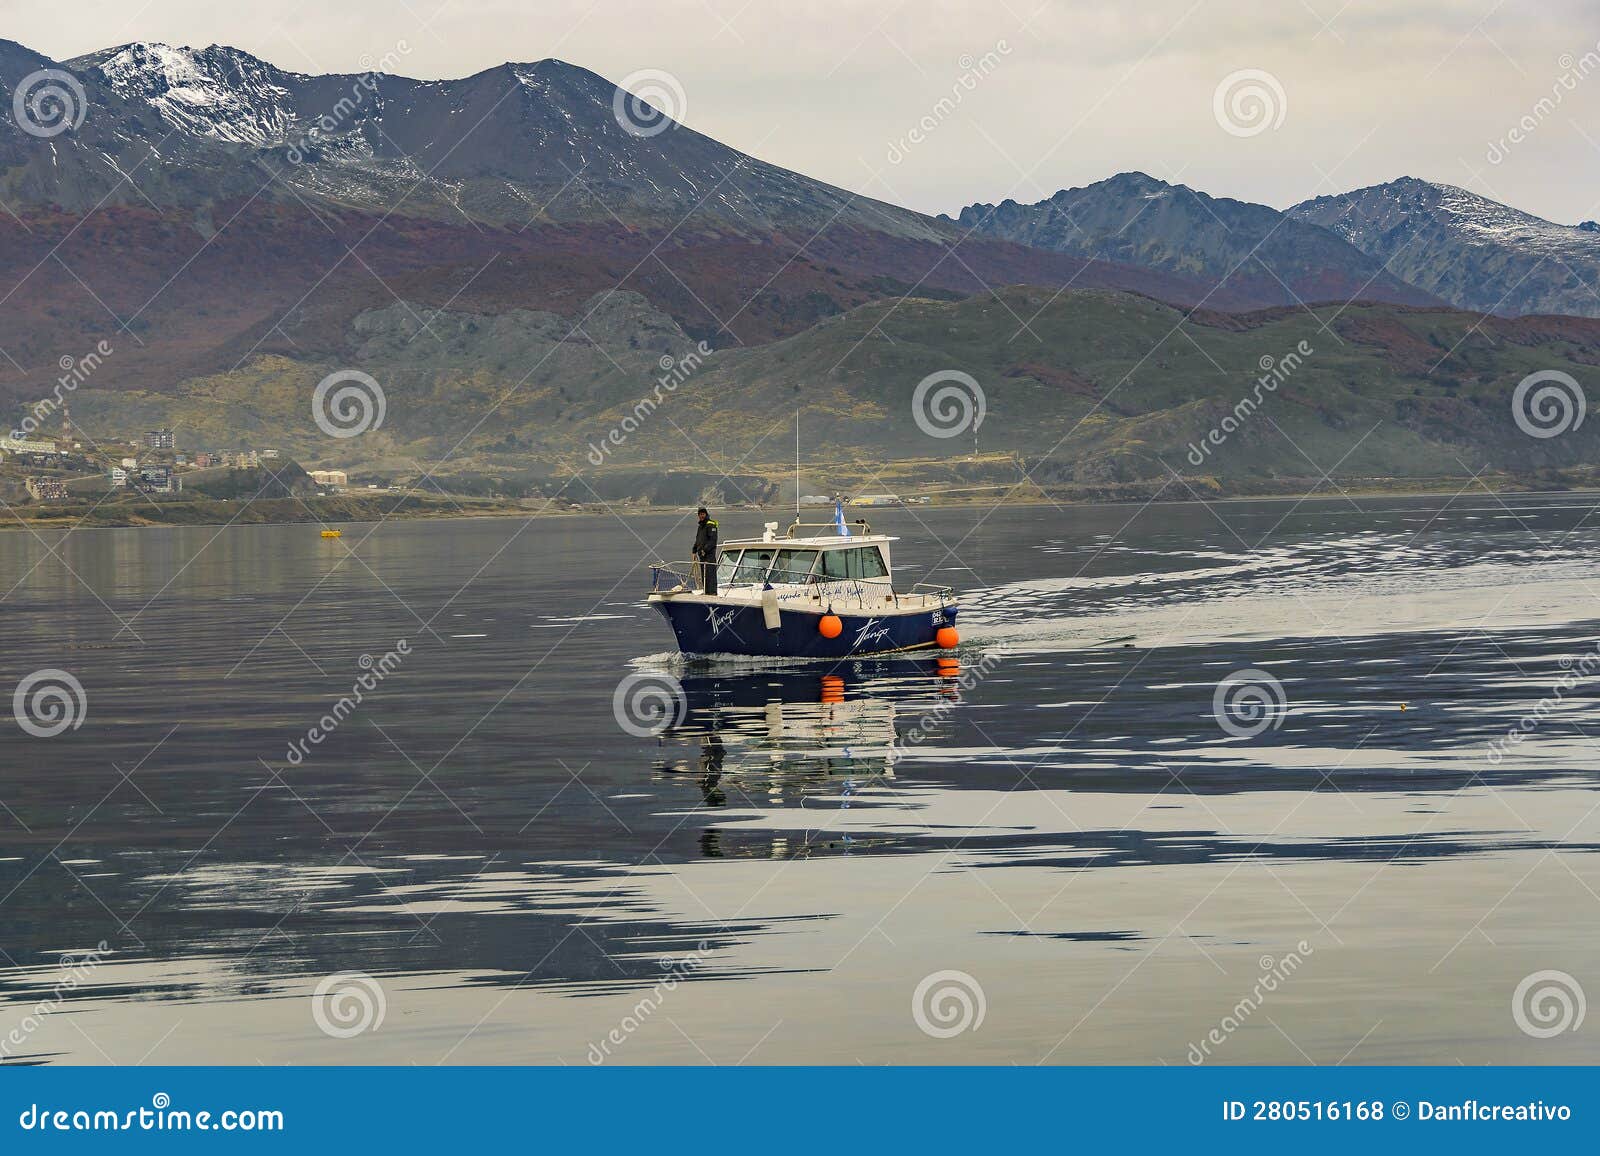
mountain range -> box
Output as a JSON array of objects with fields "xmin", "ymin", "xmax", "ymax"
[
  {"xmin": 57, "ymin": 41, "xmax": 935, "ymax": 235},
  {"xmin": 1289, "ymin": 177, "xmax": 1600, "ymax": 319},
  {"xmin": 954, "ymin": 172, "xmax": 1441, "ymax": 312},
  {"xmin": 955, "ymin": 172, "xmax": 1600, "ymax": 321},
  {"xmin": 2, "ymin": 38, "xmax": 1599, "ymax": 496},
  {"xmin": 0, "ymin": 40, "xmax": 1254, "ymax": 396}
]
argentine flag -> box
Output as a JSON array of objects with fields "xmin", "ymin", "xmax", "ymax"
[{"xmin": 835, "ymin": 498, "xmax": 850, "ymax": 537}]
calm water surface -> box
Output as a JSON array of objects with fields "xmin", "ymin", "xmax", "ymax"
[{"xmin": 3, "ymin": 495, "xmax": 1599, "ymax": 1064}]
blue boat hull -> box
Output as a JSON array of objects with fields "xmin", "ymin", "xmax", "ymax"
[{"xmin": 651, "ymin": 598, "xmax": 957, "ymax": 658}]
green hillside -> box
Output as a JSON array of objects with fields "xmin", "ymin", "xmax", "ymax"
[{"xmin": 60, "ymin": 287, "xmax": 1600, "ymax": 497}]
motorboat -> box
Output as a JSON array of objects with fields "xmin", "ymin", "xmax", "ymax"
[{"xmin": 647, "ymin": 503, "xmax": 959, "ymax": 658}]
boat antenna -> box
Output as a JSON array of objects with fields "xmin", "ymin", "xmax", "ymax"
[{"xmin": 794, "ymin": 407, "xmax": 800, "ymax": 522}]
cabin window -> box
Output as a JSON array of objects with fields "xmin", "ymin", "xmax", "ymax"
[
  {"xmin": 855, "ymin": 545, "xmax": 889, "ymax": 579},
  {"xmin": 717, "ymin": 550, "xmax": 743, "ymax": 586},
  {"xmin": 819, "ymin": 546, "xmax": 888, "ymax": 580},
  {"xmin": 769, "ymin": 549, "xmax": 819, "ymax": 584},
  {"xmin": 732, "ymin": 548, "xmax": 776, "ymax": 584}
]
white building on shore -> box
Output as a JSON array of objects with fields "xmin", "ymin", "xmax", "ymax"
[{"xmin": 1, "ymin": 435, "xmax": 64, "ymax": 457}]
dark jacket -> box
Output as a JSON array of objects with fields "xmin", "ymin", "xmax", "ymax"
[{"xmin": 692, "ymin": 517, "xmax": 719, "ymax": 560}]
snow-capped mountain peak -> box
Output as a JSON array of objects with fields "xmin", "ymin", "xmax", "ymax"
[
  {"xmin": 72, "ymin": 42, "xmax": 297, "ymax": 146},
  {"xmin": 1289, "ymin": 176, "xmax": 1600, "ymax": 317},
  {"xmin": 1297, "ymin": 175, "xmax": 1598, "ymax": 252},
  {"xmin": 1424, "ymin": 179, "xmax": 1590, "ymax": 252}
]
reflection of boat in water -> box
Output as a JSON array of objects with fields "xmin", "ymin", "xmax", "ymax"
[
  {"xmin": 647, "ymin": 503, "xmax": 960, "ymax": 659},
  {"xmin": 652, "ymin": 658, "xmax": 967, "ymax": 790}
]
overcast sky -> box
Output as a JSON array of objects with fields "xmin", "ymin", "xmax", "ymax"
[{"xmin": 7, "ymin": 0, "xmax": 1600, "ymax": 224}]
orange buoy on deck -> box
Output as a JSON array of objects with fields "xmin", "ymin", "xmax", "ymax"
[
  {"xmin": 819, "ymin": 614, "xmax": 843, "ymax": 638},
  {"xmin": 935, "ymin": 626, "xmax": 960, "ymax": 649}
]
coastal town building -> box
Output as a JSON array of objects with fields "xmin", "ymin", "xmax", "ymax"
[
  {"xmin": 0, "ymin": 435, "xmax": 64, "ymax": 457},
  {"xmin": 133, "ymin": 465, "xmax": 180, "ymax": 494},
  {"xmin": 26, "ymin": 477, "xmax": 69, "ymax": 501}
]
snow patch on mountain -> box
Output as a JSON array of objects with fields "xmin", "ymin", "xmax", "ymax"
[
  {"xmin": 1430, "ymin": 182, "xmax": 1597, "ymax": 255},
  {"xmin": 82, "ymin": 42, "xmax": 297, "ymax": 146},
  {"xmin": 1289, "ymin": 177, "xmax": 1600, "ymax": 316},
  {"xmin": 1301, "ymin": 177, "xmax": 1599, "ymax": 258}
]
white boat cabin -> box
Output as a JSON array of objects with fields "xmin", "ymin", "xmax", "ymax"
[
  {"xmin": 696, "ymin": 520, "xmax": 946, "ymax": 614},
  {"xmin": 651, "ymin": 516, "xmax": 955, "ymax": 617},
  {"xmin": 719, "ymin": 532, "xmax": 894, "ymax": 592}
]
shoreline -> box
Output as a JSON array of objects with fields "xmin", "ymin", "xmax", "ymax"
[{"xmin": 4, "ymin": 479, "xmax": 1597, "ymax": 533}]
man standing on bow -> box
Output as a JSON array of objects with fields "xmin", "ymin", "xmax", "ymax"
[{"xmin": 691, "ymin": 506, "xmax": 719, "ymax": 595}]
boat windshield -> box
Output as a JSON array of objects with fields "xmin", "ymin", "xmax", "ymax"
[
  {"xmin": 731, "ymin": 548, "xmax": 776, "ymax": 584},
  {"xmin": 769, "ymin": 549, "xmax": 819, "ymax": 584},
  {"xmin": 717, "ymin": 550, "xmax": 742, "ymax": 587}
]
